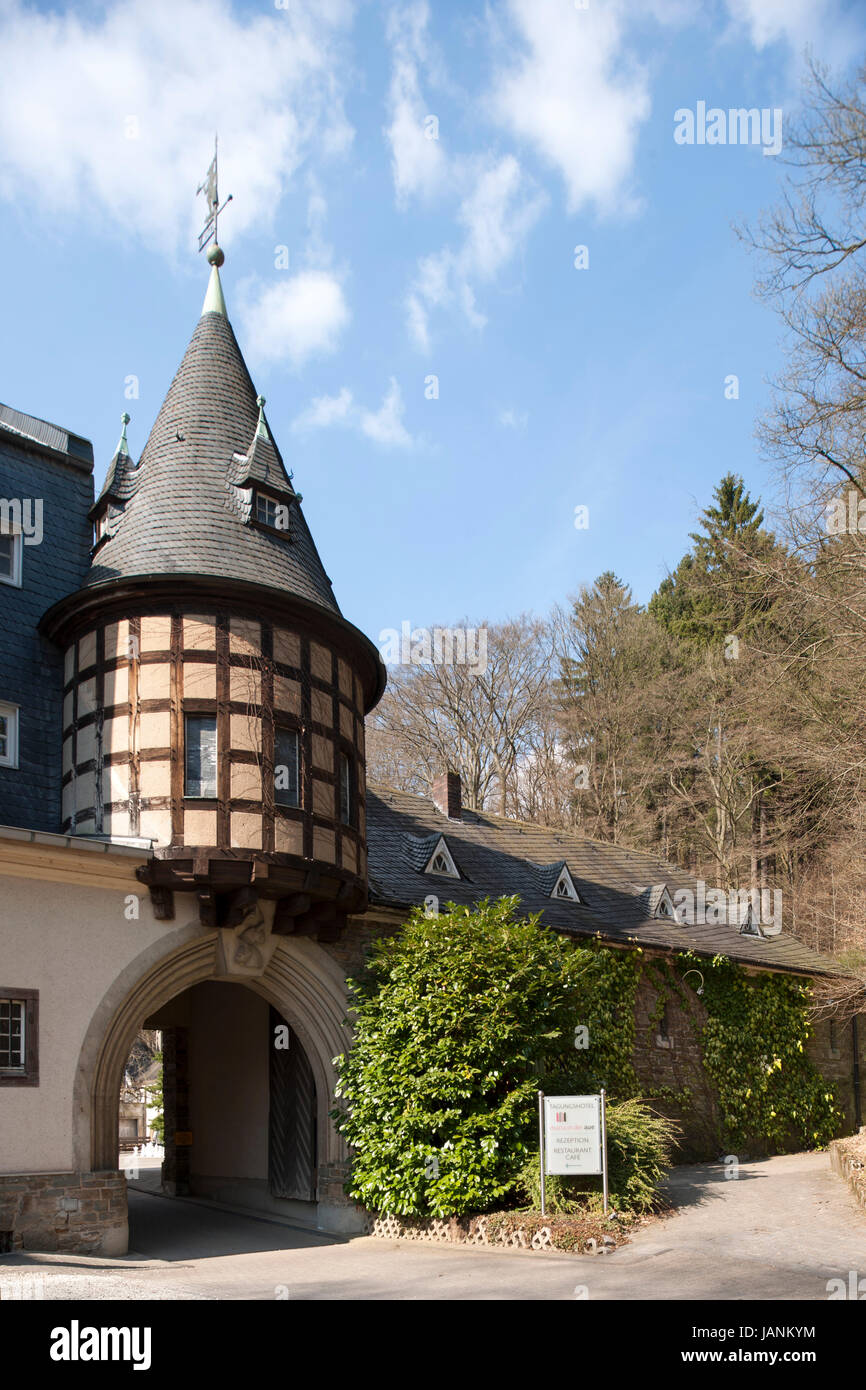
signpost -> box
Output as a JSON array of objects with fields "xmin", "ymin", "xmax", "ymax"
[{"xmin": 537, "ymin": 1091, "xmax": 608, "ymax": 1216}]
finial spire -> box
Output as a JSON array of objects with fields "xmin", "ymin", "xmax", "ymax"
[
  {"xmin": 197, "ymin": 133, "xmax": 232, "ymax": 267},
  {"xmin": 255, "ymin": 395, "xmax": 269, "ymax": 440},
  {"xmin": 116, "ymin": 411, "xmax": 131, "ymax": 457},
  {"xmin": 202, "ymin": 262, "xmax": 228, "ymax": 317}
]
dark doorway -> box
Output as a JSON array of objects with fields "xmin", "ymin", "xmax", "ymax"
[{"xmin": 268, "ymin": 1007, "xmax": 317, "ymax": 1202}]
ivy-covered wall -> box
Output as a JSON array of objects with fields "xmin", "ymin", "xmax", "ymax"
[{"xmin": 602, "ymin": 948, "xmax": 853, "ymax": 1160}]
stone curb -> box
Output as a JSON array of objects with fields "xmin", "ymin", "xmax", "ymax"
[{"xmin": 828, "ymin": 1131, "xmax": 866, "ymax": 1212}]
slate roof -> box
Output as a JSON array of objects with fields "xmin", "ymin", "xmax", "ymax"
[
  {"xmin": 0, "ymin": 402, "xmax": 93, "ymax": 470},
  {"xmin": 366, "ymin": 786, "xmax": 841, "ymax": 977},
  {"xmin": 85, "ymin": 276, "xmax": 340, "ymax": 616}
]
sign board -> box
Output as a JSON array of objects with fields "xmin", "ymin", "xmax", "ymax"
[{"xmin": 542, "ymin": 1095, "xmax": 602, "ymax": 1176}]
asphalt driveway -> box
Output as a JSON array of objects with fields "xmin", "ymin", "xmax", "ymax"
[{"xmin": 3, "ymin": 1150, "xmax": 865, "ymax": 1300}]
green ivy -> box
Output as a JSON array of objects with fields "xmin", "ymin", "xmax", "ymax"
[
  {"xmin": 674, "ymin": 951, "xmax": 842, "ymax": 1151},
  {"xmin": 333, "ymin": 901, "xmax": 842, "ymax": 1218}
]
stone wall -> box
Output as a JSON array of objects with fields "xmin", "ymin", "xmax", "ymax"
[
  {"xmin": 630, "ymin": 966, "xmax": 864, "ymax": 1158},
  {"xmin": 630, "ymin": 970, "xmax": 722, "ymax": 1159},
  {"xmin": 0, "ymin": 1171, "xmax": 126, "ymax": 1255}
]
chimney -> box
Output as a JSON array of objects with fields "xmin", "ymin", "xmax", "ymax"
[{"xmin": 432, "ymin": 770, "xmax": 462, "ymax": 820}]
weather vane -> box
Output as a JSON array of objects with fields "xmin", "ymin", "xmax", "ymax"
[{"xmin": 197, "ymin": 135, "xmax": 233, "ymax": 263}]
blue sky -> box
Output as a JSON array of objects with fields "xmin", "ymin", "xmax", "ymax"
[{"xmin": 1, "ymin": 0, "xmax": 863, "ymax": 645}]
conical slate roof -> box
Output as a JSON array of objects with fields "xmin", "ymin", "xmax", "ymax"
[{"xmin": 86, "ymin": 266, "xmax": 341, "ymax": 617}]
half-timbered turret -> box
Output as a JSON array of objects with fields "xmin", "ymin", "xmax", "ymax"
[{"xmin": 42, "ymin": 250, "xmax": 385, "ymax": 941}]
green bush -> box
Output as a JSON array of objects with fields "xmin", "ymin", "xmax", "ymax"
[
  {"xmin": 333, "ymin": 897, "xmax": 589, "ymax": 1217},
  {"xmin": 517, "ymin": 1098, "xmax": 680, "ymax": 1215}
]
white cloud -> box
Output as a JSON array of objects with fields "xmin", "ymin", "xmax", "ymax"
[
  {"xmin": 499, "ymin": 408, "xmax": 528, "ymax": 430},
  {"xmin": 405, "ymin": 293, "xmax": 431, "ymax": 353},
  {"xmin": 0, "ymin": 0, "xmax": 354, "ymax": 255},
  {"xmin": 238, "ymin": 271, "xmax": 349, "ymax": 370},
  {"xmin": 489, "ymin": 0, "xmax": 650, "ymax": 217},
  {"xmin": 385, "ymin": 0, "xmax": 446, "ymax": 205},
  {"xmin": 292, "ymin": 378, "xmax": 414, "ymax": 448},
  {"xmin": 291, "ymin": 387, "xmax": 354, "ymax": 432},
  {"xmin": 724, "ymin": 0, "xmax": 833, "ymax": 49},
  {"xmin": 359, "ymin": 378, "xmax": 412, "ymax": 447},
  {"xmin": 406, "ymin": 153, "xmax": 545, "ymax": 345}
]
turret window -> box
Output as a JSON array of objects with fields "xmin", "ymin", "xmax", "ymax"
[
  {"xmin": 339, "ymin": 752, "xmax": 353, "ymax": 825},
  {"xmin": 255, "ymin": 494, "xmax": 290, "ymax": 532},
  {"xmin": 185, "ymin": 715, "xmax": 218, "ymax": 798},
  {"xmin": 275, "ymin": 727, "xmax": 300, "ymax": 807}
]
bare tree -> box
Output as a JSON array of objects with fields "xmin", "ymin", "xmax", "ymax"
[{"xmin": 366, "ymin": 615, "xmax": 554, "ymax": 814}]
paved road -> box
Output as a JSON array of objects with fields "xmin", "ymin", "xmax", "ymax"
[{"xmin": 3, "ymin": 1151, "xmax": 865, "ymax": 1300}]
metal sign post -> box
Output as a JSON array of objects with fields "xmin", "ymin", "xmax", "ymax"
[
  {"xmin": 600, "ymin": 1088, "xmax": 609, "ymax": 1217},
  {"xmin": 538, "ymin": 1090, "xmax": 547, "ymax": 1216}
]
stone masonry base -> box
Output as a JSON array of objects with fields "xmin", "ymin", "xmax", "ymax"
[
  {"xmin": 829, "ymin": 1130, "xmax": 866, "ymax": 1212},
  {"xmin": 0, "ymin": 1171, "xmax": 127, "ymax": 1256}
]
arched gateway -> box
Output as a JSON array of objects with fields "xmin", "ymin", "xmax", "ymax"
[{"xmin": 76, "ymin": 918, "xmax": 359, "ymax": 1240}]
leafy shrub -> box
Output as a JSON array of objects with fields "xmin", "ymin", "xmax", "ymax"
[
  {"xmin": 517, "ymin": 1098, "xmax": 680, "ymax": 1215},
  {"xmin": 333, "ymin": 897, "xmax": 589, "ymax": 1217}
]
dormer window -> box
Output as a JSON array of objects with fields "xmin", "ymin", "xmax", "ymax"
[
  {"xmin": 551, "ymin": 866, "xmax": 581, "ymax": 902},
  {"xmin": 652, "ymin": 886, "xmax": 679, "ymax": 921},
  {"xmin": 423, "ymin": 836, "xmax": 460, "ymax": 879},
  {"xmin": 255, "ymin": 493, "xmax": 290, "ymax": 532},
  {"xmin": 738, "ymin": 903, "xmax": 762, "ymax": 937}
]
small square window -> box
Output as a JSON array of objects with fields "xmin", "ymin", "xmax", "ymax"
[
  {"xmin": 185, "ymin": 715, "xmax": 218, "ymax": 798},
  {"xmin": 255, "ymin": 494, "xmax": 290, "ymax": 532},
  {"xmin": 0, "ymin": 702, "xmax": 19, "ymax": 768},
  {"xmin": 0, "ymin": 530, "xmax": 22, "ymax": 587},
  {"xmin": 339, "ymin": 752, "xmax": 352, "ymax": 825},
  {"xmin": 275, "ymin": 727, "xmax": 300, "ymax": 807},
  {"xmin": 0, "ymin": 991, "xmax": 38, "ymax": 1086}
]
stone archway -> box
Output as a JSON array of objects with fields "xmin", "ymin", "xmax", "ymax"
[{"xmin": 74, "ymin": 922, "xmax": 358, "ymax": 1241}]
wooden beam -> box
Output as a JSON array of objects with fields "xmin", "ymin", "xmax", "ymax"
[{"xmin": 273, "ymin": 893, "xmax": 312, "ymax": 935}]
